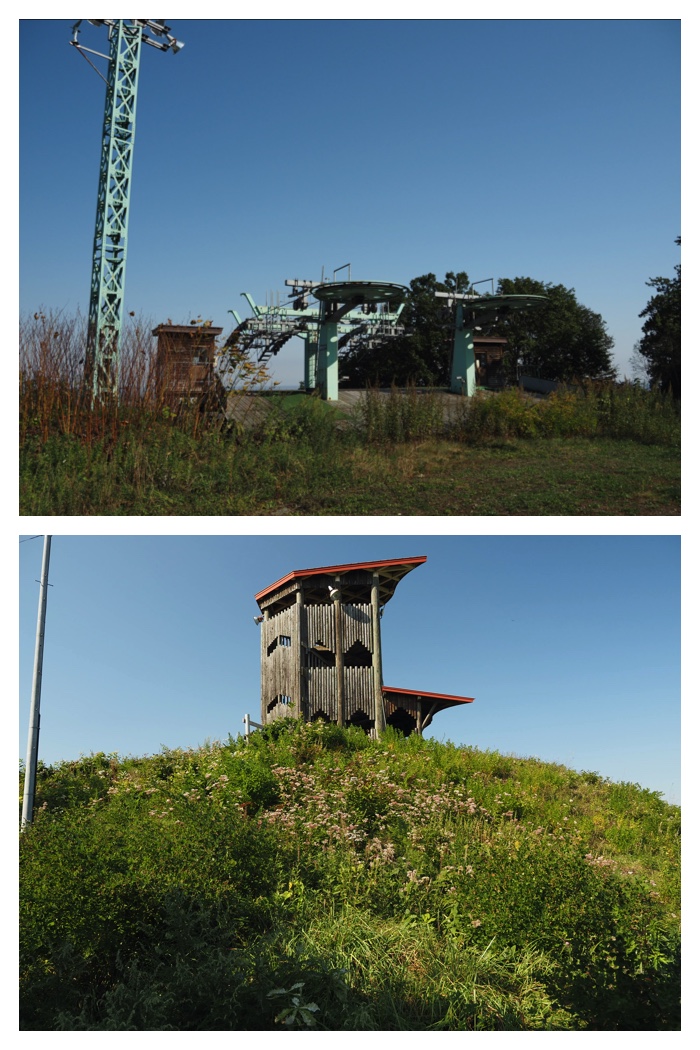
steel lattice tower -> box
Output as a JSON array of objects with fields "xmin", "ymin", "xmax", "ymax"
[
  {"xmin": 71, "ymin": 20, "xmax": 184, "ymax": 402},
  {"xmin": 86, "ymin": 22, "xmax": 142, "ymax": 401}
]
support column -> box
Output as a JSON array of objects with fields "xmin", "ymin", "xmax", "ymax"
[
  {"xmin": 292, "ymin": 588, "xmax": 303, "ymax": 718},
  {"xmin": 260, "ymin": 608, "xmax": 270, "ymax": 725},
  {"xmin": 371, "ymin": 572, "xmax": 385, "ymax": 738},
  {"xmin": 333, "ymin": 583, "xmax": 345, "ymax": 726},
  {"xmin": 450, "ymin": 303, "xmax": 476, "ymax": 396},
  {"xmin": 304, "ymin": 334, "xmax": 318, "ymax": 392},
  {"xmin": 416, "ymin": 696, "xmax": 424, "ymax": 737},
  {"xmin": 318, "ymin": 320, "xmax": 339, "ymax": 400}
]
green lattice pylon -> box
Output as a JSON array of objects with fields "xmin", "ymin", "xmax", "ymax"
[{"xmin": 84, "ymin": 21, "xmax": 144, "ymax": 402}]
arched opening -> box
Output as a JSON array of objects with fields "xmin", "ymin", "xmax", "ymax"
[
  {"xmin": 306, "ymin": 641, "xmax": 335, "ymax": 668},
  {"xmin": 347, "ymin": 709, "xmax": 375, "ymax": 734},
  {"xmin": 386, "ymin": 707, "xmax": 417, "ymax": 737},
  {"xmin": 344, "ymin": 640, "xmax": 372, "ymax": 668}
]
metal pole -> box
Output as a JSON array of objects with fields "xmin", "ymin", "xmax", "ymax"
[{"xmin": 21, "ymin": 536, "xmax": 52, "ymax": 829}]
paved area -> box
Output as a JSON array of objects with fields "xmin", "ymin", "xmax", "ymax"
[
  {"xmin": 225, "ymin": 393, "xmax": 274, "ymax": 427},
  {"xmin": 336, "ymin": 387, "xmax": 469, "ymax": 421},
  {"xmin": 225, "ymin": 388, "xmax": 473, "ymax": 427}
]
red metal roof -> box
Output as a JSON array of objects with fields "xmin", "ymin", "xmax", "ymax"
[
  {"xmin": 255, "ymin": 556, "xmax": 427, "ymax": 603},
  {"xmin": 383, "ymin": 686, "xmax": 474, "ymax": 705}
]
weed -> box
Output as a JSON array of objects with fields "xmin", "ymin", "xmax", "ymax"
[
  {"xmin": 20, "ymin": 313, "xmax": 680, "ymax": 515},
  {"xmin": 20, "ymin": 724, "xmax": 680, "ymax": 1030}
]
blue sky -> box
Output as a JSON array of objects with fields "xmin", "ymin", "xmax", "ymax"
[
  {"xmin": 19, "ymin": 17, "xmax": 680, "ymax": 386},
  {"xmin": 19, "ymin": 535, "xmax": 680, "ymax": 804}
]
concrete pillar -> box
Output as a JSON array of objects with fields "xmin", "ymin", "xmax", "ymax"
[{"xmin": 450, "ymin": 303, "xmax": 476, "ymax": 395}]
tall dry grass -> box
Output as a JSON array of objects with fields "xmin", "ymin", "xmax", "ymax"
[{"xmin": 19, "ymin": 310, "xmax": 277, "ymax": 450}]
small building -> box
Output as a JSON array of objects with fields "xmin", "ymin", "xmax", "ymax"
[
  {"xmin": 474, "ymin": 335, "xmax": 507, "ymax": 388},
  {"xmin": 151, "ymin": 323, "xmax": 224, "ymax": 404},
  {"xmin": 254, "ymin": 556, "xmax": 473, "ymax": 737}
]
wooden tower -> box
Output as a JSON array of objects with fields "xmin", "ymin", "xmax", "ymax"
[{"xmin": 254, "ymin": 556, "xmax": 473, "ymax": 737}]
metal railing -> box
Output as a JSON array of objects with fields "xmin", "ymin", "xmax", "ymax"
[{"xmin": 242, "ymin": 713, "xmax": 264, "ymax": 741}]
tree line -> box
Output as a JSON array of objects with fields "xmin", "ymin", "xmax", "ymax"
[{"xmin": 340, "ymin": 245, "xmax": 680, "ymax": 398}]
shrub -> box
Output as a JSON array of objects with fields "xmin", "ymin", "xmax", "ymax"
[{"xmin": 19, "ymin": 727, "xmax": 680, "ymax": 1030}]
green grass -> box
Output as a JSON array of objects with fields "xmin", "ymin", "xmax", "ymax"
[
  {"xmin": 20, "ymin": 323, "xmax": 681, "ymax": 516},
  {"xmin": 20, "ymin": 425, "xmax": 680, "ymax": 516},
  {"xmin": 20, "ymin": 722, "xmax": 680, "ymax": 1030}
]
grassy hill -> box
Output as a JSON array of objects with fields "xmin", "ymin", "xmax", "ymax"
[
  {"xmin": 21, "ymin": 322, "xmax": 681, "ymax": 514},
  {"xmin": 19, "ymin": 720, "xmax": 680, "ymax": 1030}
]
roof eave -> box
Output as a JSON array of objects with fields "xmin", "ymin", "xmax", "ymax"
[{"xmin": 255, "ymin": 555, "xmax": 427, "ymax": 604}]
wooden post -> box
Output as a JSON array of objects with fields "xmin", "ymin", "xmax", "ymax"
[
  {"xmin": 416, "ymin": 696, "xmax": 424, "ymax": 736},
  {"xmin": 333, "ymin": 582, "xmax": 345, "ymax": 726},
  {"xmin": 293, "ymin": 587, "xmax": 303, "ymax": 718},
  {"xmin": 371, "ymin": 572, "xmax": 385, "ymax": 738},
  {"xmin": 260, "ymin": 609, "xmax": 269, "ymax": 724}
]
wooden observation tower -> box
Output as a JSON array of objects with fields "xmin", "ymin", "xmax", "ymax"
[{"xmin": 254, "ymin": 556, "xmax": 473, "ymax": 738}]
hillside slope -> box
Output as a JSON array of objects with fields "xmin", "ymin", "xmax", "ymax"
[{"xmin": 19, "ymin": 720, "xmax": 680, "ymax": 1030}]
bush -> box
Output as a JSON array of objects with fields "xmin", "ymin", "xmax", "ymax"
[
  {"xmin": 352, "ymin": 385, "xmax": 445, "ymax": 443},
  {"xmin": 19, "ymin": 728, "xmax": 680, "ymax": 1030}
]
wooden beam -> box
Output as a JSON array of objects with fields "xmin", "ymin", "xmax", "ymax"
[
  {"xmin": 421, "ymin": 701, "xmax": 440, "ymax": 731},
  {"xmin": 334, "ymin": 582, "xmax": 345, "ymax": 726},
  {"xmin": 260, "ymin": 609, "xmax": 269, "ymax": 724},
  {"xmin": 292, "ymin": 587, "xmax": 302, "ymax": 718},
  {"xmin": 371, "ymin": 572, "xmax": 385, "ymax": 738}
]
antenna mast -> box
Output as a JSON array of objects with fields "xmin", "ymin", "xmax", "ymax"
[{"xmin": 70, "ymin": 20, "xmax": 184, "ymax": 402}]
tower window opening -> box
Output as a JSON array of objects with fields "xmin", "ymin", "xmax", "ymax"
[
  {"xmin": 347, "ymin": 709, "xmax": 375, "ymax": 734},
  {"xmin": 344, "ymin": 640, "xmax": 372, "ymax": 668},
  {"xmin": 267, "ymin": 694, "xmax": 293, "ymax": 714},
  {"xmin": 386, "ymin": 707, "xmax": 417, "ymax": 737}
]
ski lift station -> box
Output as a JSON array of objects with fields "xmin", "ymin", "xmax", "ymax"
[
  {"xmin": 222, "ymin": 274, "xmax": 547, "ymax": 401},
  {"xmin": 69, "ymin": 19, "xmax": 547, "ymax": 405}
]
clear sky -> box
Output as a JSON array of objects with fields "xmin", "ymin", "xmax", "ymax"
[
  {"xmin": 19, "ymin": 535, "xmax": 680, "ymax": 804},
  {"xmin": 19, "ymin": 16, "xmax": 680, "ymax": 387}
]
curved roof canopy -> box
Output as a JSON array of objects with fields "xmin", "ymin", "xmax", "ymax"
[
  {"xmin": 256, "ymin": 556, "xmax": 426, "ymax": 612},
  {"xmin": 383, "ymin": 686, "xmax": 474, "ymax": 710},
  {"xmin": 312, "ymin": 280, "xmax": 408, "ymax": 305}
]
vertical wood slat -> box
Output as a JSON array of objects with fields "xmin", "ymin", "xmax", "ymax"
[
  {"xmin": 257, "ymin": 580, "xmax": 404, "ymax": 731},
  {"xmin": 261, "ymin": 600, "xmax": 304, "ymax": 722},
  {"xmin": 306, "ymin": 604, "xmax": 335, "ymax": 652},
  {"xmin": 342, "ymin": 666, "xmax": 374, "ymax": 719},
  {"xmin": 342, "ymin": 603, "xmax": 372, "ymax": 650}
]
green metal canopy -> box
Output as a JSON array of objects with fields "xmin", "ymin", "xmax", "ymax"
[
  {"xmin": 312, "ymin": 280, "xmax": 408, "ymax": 304},
  {"xmin": 464, "ymin": 293, "xmax": 547, "ymax": 319},
  {"xmin": 435, "ymin": 292, "xmax": 548, "ymax": 319},
  {"xmin": 435, "ymin": 292, "xmax": 548, "ymax": 396}
]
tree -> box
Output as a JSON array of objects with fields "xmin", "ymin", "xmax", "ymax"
[
  {"xmin": 339, "ymin": 272, "xmax": 469, "ymax": 387},
  {"xmin": 339, "ymin": 271, "xmax": 617, "ymax": 387},
  {"xmin": 493, "ymin": 277, "xmax": 617, "ymax": 383},
  {"xmin": 632, "ymin": 240, "xmax": 680, "ymax": 398}
]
